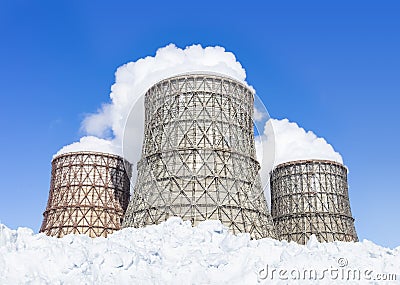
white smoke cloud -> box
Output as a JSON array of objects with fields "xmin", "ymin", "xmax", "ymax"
[
  {"xmin": 254, "ymin": 106, "xmax": 267, "ymax": 123},
  {"xmin": 57, "ymin": 44, "xmax": 249, "ymax": 164},
  {"xmin": 55, "ymin": 136, "xmax": 122, "ymax": 157},
  {"xmin": 255, "ymin": 117, "xmax": 343, "ymax": 207},
  {"xmin": 268, "ymin": 118, "xmax": 343, "ymax": 165},
  {"xmin": 83, "ymin": 43, "xmax": 248, "ymax": 144}
]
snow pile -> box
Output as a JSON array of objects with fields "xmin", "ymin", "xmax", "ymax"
[{"xmin": 1, "ymin": 218, "xmax": 398, "ymax": 284}]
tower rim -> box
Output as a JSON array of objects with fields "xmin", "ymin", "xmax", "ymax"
[
  {"xmin": 272, "ymin": 159, "xmax": 346, "ymax": 171},
  {"xmin": 145, "ymin": 71, "xmax": 255, "ymax": 97},
  {"xmin": 52, "ymin": 151, "xmax": 126, "ymax": 162}
]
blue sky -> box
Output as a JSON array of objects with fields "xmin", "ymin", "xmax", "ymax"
[{"xmin": 0, "ymin": 1, "xmax": 399, "ymax": 248}]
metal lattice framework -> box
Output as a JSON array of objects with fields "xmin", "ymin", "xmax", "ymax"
[
  {"xmin": 270, "ymin": 159, "xmax": 358, "ymax": 244},
  {"xmin": 123, "ymin": 73, "xmax": 276, "ymax": 239},
  {"xmin": 40, "ymin": 152, "xmax": 132, "ymax": 238}
]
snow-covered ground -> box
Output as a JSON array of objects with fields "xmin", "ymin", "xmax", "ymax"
[{"xmin": 0, "ymin": 218, "xmax": 398, "ymax": 285}]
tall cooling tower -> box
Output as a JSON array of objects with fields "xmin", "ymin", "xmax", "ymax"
[
  {"xmin": 270, "ymin": 159, "xmax": 358, "ymax": 244},
  {"xmin": 40, "ymin": 151, "xmax": 132, "ymax": 238},
  {"xmin": 123, "ymin": 73, "xmax": 276, "ymax": 239}
]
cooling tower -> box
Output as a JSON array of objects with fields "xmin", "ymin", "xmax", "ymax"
[
  {"xmin": 40, "ymin": 151, "xmax": 132, "ymax": 238},
  {"xmin": 270, "ymin": 159, "xmax": 358, "ymax": 244},
  {"xmin": 123, "ymin": 73, "xmax": 276, "ymax": 239}
]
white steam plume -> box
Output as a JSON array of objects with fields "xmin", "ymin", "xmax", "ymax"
[
  {"xmin": 55, "ymin": 136, "xmax": 122, "ymax": 157},
  {"xmin": 255, "ymin": 117, "xmax": 343, "ymax": 207},
  {"xmin": 83, "ymin": 43, "xmax": 248, "ymax": 143},
  {"xmin": 258, "ymin": 118, "xmax": 343, "ymax": 166},
  {"xmin": 56, "ymin": 44, "xmax": 248, "ymax": 163}
]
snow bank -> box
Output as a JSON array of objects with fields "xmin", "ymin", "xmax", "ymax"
[{"xmin": 0, "ymin": 218, "xmax": 398, "ymax": 284}]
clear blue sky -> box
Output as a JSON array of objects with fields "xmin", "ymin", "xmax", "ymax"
[{"xmin": 0, "ymin": 1, "xmax": 399, "ymax": 248}]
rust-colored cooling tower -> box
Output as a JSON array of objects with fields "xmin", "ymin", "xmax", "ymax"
[{"xmin": 40, "ymin": 151, "xmax": 132, "ymax": 238}]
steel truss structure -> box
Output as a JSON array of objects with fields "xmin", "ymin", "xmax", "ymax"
[
  {"xmin": 123, "ymin": 73, "xmax": 276, "ymax": 239},
  {"xmin": 270, "ymin": 159, "xmax": 358, "ymax": 244},
  {"xmin": 40, "ymin": 152, "xmax": 132, "ymax": 238}
]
